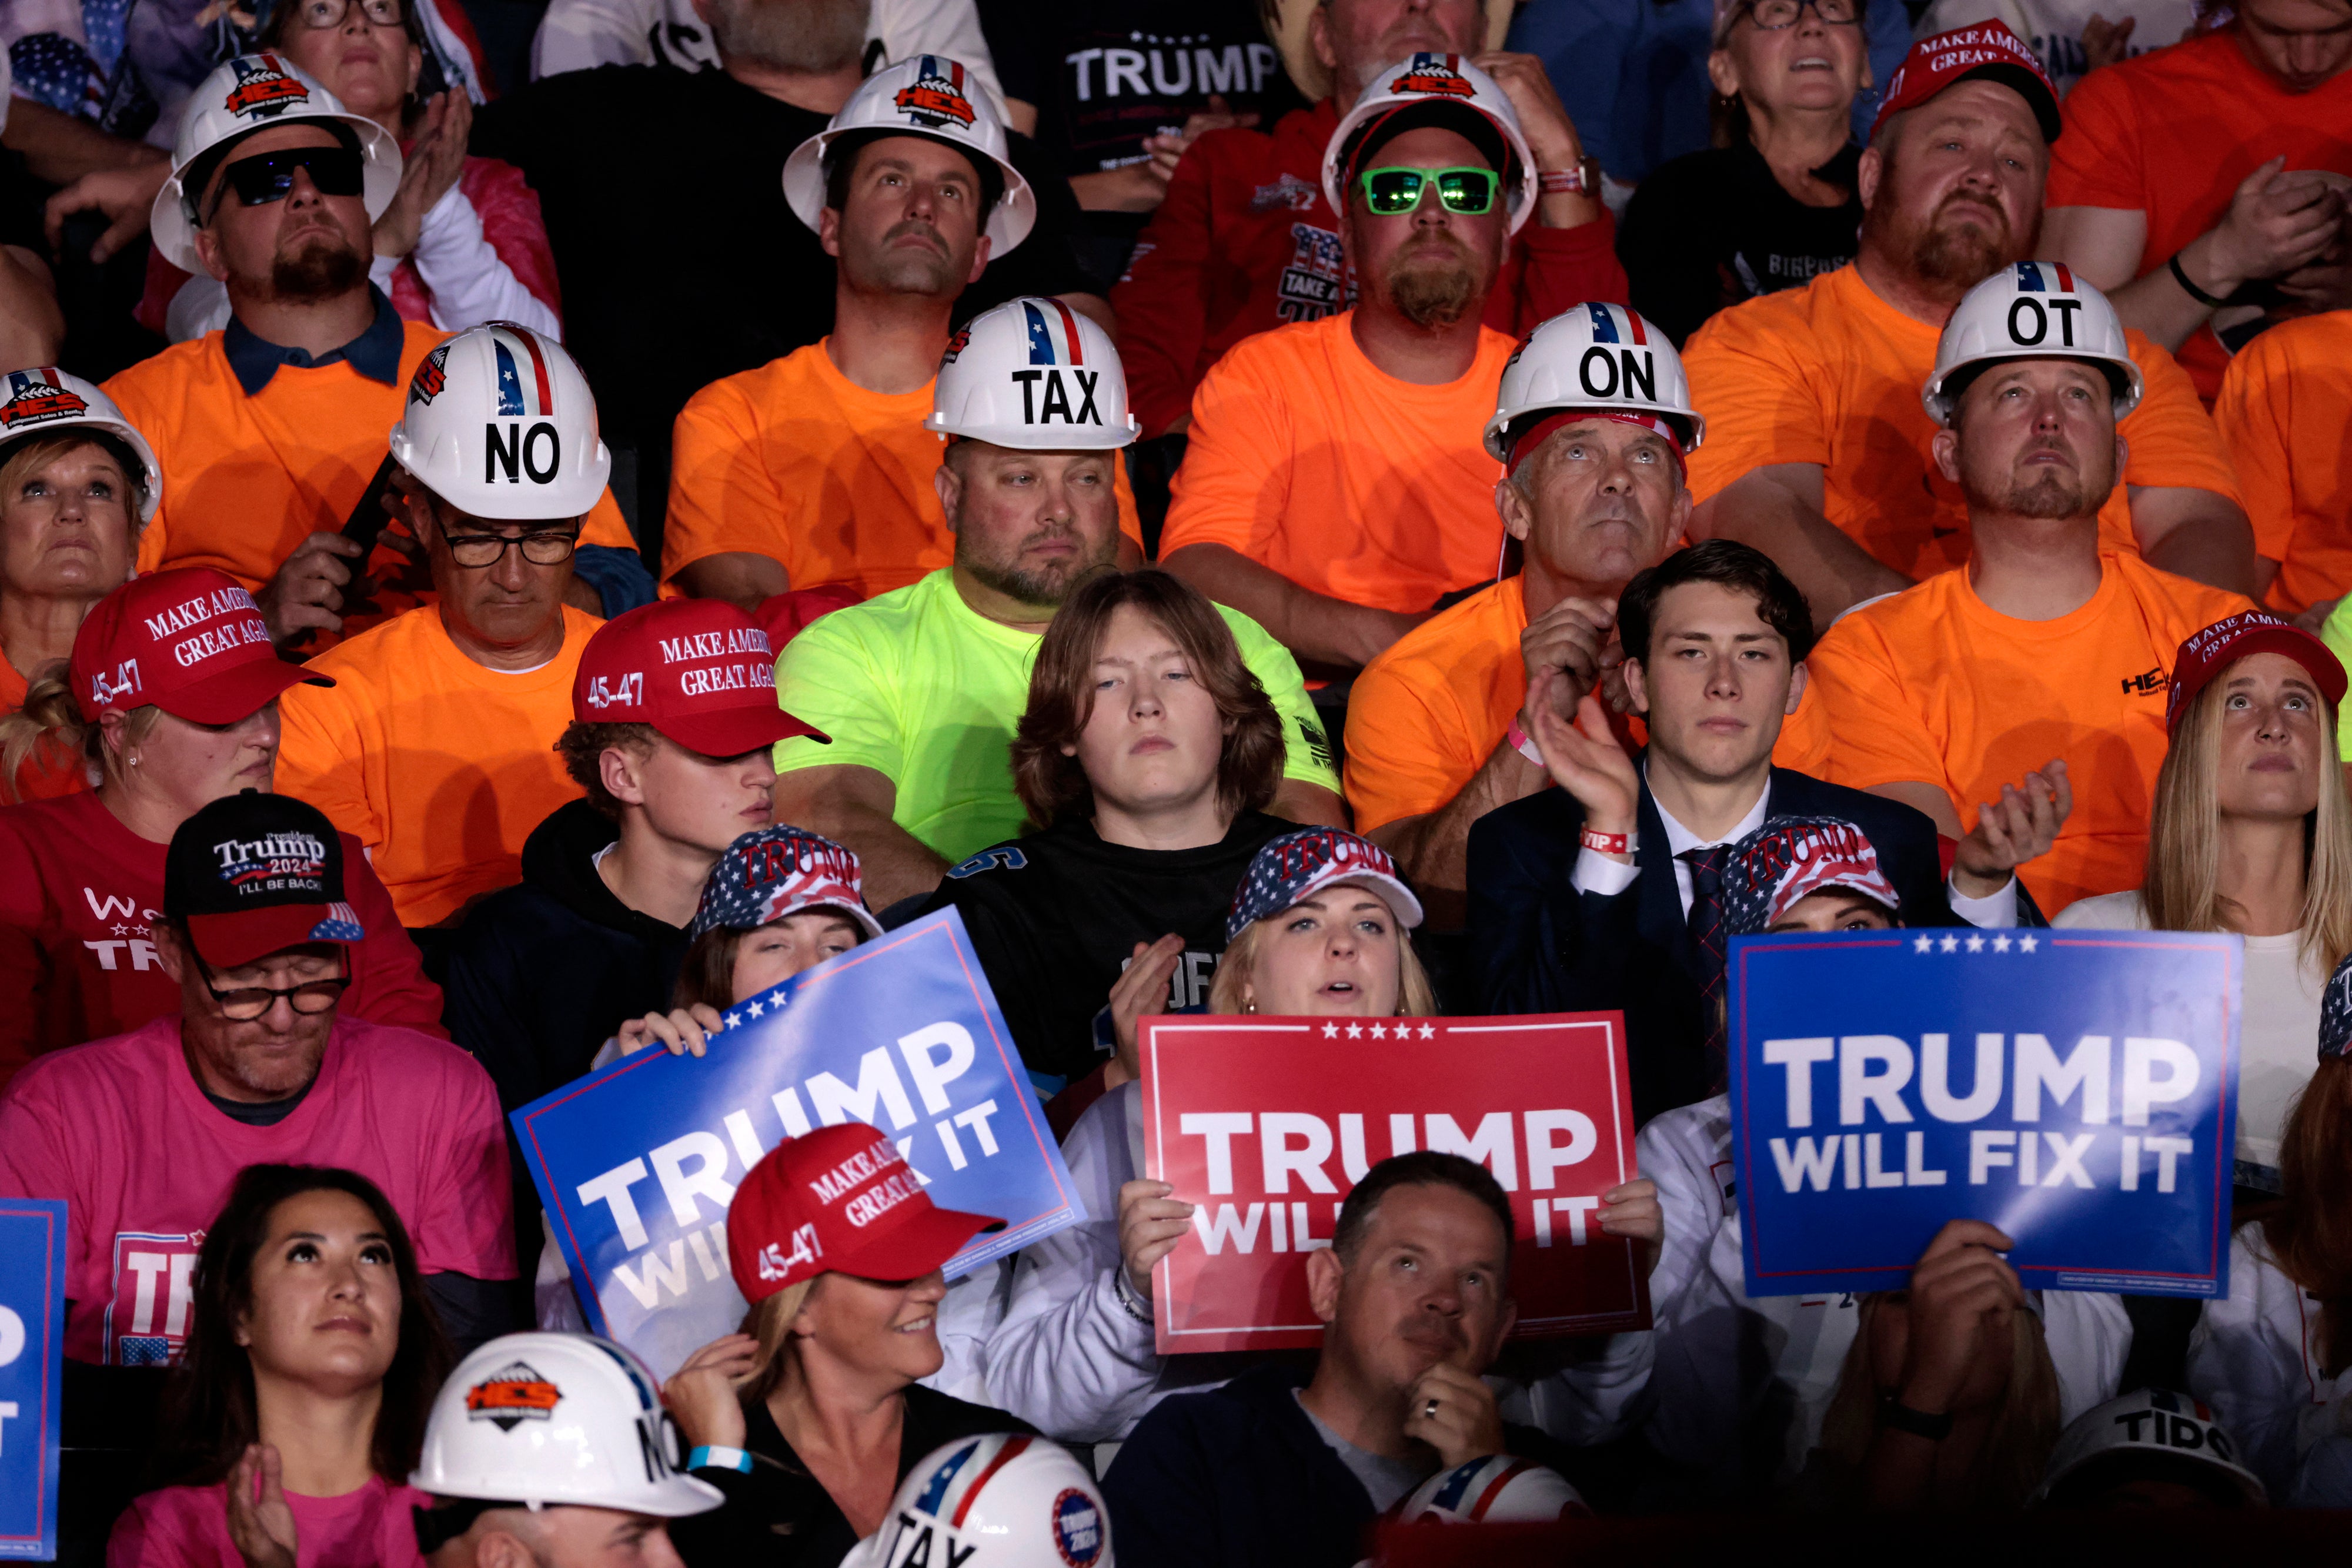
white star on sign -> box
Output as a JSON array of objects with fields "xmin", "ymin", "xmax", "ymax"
[
  {"xmin": 724, "ymin": 1012, "xmax": 741, "ymax": 1028},
  {"xmin": 1993, "ymin": 935, "xmax": 2012, "ymax": 952},
  {"xmin": 1914, "ymin": 935, "xmax": 1933, "ymax": 952},
  {"xmin": 1420, "ymin": 1024, "xmax": 1436, "ymax": 1039},
  {"xmin": 1940, "ymin": 934, "xmax": 1960, "ymax": 952},
  {"xmin": 746, "ymin": 999, "xmax": 764, "ymax": 1018},
  {"xmin": 1323, "ymin": 1022, "xmax": 1340, "ymax": 1038},
  {"xmin": 1966, "ymin": 934, "xmax": 1985, "ymax": 952},
  {"xmin": 1371, "ymin": 1023, "xmax": 1388, "ymax": 1039},
  {"xmin": 1347, "ymin": 1022, "xmax": 1364, "ymax": 1039},
  {"xmin": 2019, "ymin": 935, "xmax": 2039, "ymax": 952}
]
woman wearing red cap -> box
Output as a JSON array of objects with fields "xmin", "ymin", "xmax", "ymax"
[
  {"xmin": 0, "ymin": 568, "xmax": 443, "ymax": 1089},
  {"xmin": 661, "ymin": 1123, "xmax": 1033, "ymax": 1566},
  {"xmin": 2054, "ymin": 611, "xmax": 2352, "ymax": 1198}
]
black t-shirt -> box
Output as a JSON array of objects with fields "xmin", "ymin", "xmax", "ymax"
[
  {"xmin": 1617, "ymin": 139, "xmax": 1864, "ymax": 347},
  {"xmin": 920, "ymin": 810, "xmax": 1294, "ymax": 1082},
  {"xmin": 977, "ymin": 0, "xmax": 1303, "ymax": 178},
  {"xmin": 469, "ymin": 64, "xmax": 1101, "ymax": 452}
]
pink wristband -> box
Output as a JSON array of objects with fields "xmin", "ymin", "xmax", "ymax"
[{"xmin": 1505, "ymin": 720, "xmax": 1545, "ymax": 767}]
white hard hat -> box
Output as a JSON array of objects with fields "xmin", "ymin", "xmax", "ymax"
[
  {"xmin": 151, "ymin": 52, "xmax": 402, "ymax": 275},
  {"xmin": 1485, "ymin": 303, "xmax": 1704, "ymax": 462},
  {"xmin": 411, "ymin": 1333, "xmax": 723, "ymax": 1517},
  {"xmin": 1395, "ymin": 1456, "xmax": 1586, "ymax": 1524},
  {"xmin": 927, "ymin": 297, "xmax": 1138, "ymax": 450},
  {"xmin": 388, "ymin": 323, "xmax": 613, "ymax": 520},
  {"xmin": 1320, "ymin": 54, "xmax": 1538, "ymax": 236},
  {"xmin": 1923, "ymin": 260, "xmax": 2144, "ymax": 425},
  {"xmin": 0, "ymin": 367, "xmax": 163, "ymax": 522},
  {"xmin": 843, "ymin": 1436, "xmax": 1110, "ymax": 1568},
  {"xmin": 782, "ymin": 56, "xmax": 1034, "ymax": 255},
  {"xmin": 2033, "ymin": 1388, "xmax": 2266, "ymax": 1507}
]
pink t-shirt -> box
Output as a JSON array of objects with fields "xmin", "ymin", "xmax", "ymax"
[
  {"xmin": 109, "ymin": 1475, "xmax": 431, "ymax": 1568},
  {"xmin": 0, "ymin": 1013, "xmax": 516, "ymax": 1365}
]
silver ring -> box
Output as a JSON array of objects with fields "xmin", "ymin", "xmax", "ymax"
[{"xmin": 1424, "ymin": 1398, "xmax": 1440, "ymax": 1419}]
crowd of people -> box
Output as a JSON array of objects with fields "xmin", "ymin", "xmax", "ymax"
[{"xmin": 1, "ymin": 0, "xmax": 2350, "ymax": 1559}]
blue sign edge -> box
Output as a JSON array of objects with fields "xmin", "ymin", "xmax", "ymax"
[{"xmin": 0, "ymin": 1198, "xmax": 65, "ymax": 1560}]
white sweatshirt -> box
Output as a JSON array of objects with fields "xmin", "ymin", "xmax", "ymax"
[{"xmin": 2185, "ymin": 1226, "xmax": 2352, "ymax": 1500}]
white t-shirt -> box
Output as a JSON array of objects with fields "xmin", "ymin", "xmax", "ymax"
[
  {"xmin": 2053, "ymin": 890, "xmax": 2321, "ymax": 1188},
  {"xmin": 1913, "ymin": 0, "xmax": 2201, "ymax": 96}
]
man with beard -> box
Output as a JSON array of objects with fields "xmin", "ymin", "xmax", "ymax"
[
  {"xmin": 1680, "ymin": 23, "xmax": 2255, "ymax": 628},
  {"xmin": 771, "ymin": 297, "xmax": 1342, "ymax": 913},
  {"xmin": 1776, "ymin": 265, "xmax": 2254, "ymax": 912},
  {"xmin": 1158, "ymin": 55, "xmax": 1539, "ymax": 677},
  {"xmin": 102, "ymin": 55, "xmax": 649, "ymax": 651},
  {"xmin": 470, "ymin": 0, "xmax": 1107, "ymax": 529},
  {"xmin": 663, "ymin": 58, "xmax": 1146, "ymax": 610}
]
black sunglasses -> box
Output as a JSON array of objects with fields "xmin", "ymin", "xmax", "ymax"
[{"xmin": 206, "ymin": 144, "xmax": 365, "ymax": 223}]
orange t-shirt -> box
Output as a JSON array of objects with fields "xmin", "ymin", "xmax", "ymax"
[
  {"xmin": 1158, "ymin": 312, "xmax": 1513, "ymax": 615},
  {"xmin": 273, "ymin": 604, "xmax": 602, "ymax": 927},
  {"xmin": 1345, "ymin": 576, "xmax": 1528, "ymax": 833},
  {"xmin": 1773, "ymin": 551, "xmax": 2252, "ymax": 910},
  {"xmin": 102, "ymin": 324, "xmax": 635, "ymax": 642},
  {"xmin": 663, "ymin": 340, "xmax": 1142, "ymax": 600},
  {"xmin": 1682, "ymin": 264, "xmax": 2241, "ymax": 581},
  {"xmin": 2213, "ymin": 312, "xmax": 2352, "ymax": 616},
  {"xmin": 2047, "ymin": 31, "xmax": 2352, "ymax": 405}
]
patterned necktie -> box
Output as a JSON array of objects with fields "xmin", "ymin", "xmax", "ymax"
[{"xmin": 1681, "ymin": 845, "xmax": 1730, "ymax": 1082}]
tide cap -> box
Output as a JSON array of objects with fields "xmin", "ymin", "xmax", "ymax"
[
  {"xmin": 164, "ymin": 791, "xmax": 364, "ymax": 968},
  {"xmin": 840, "ymin": 1436, "xmax": 1112, "ymax": 1568},
  {"xmin": 2033, "ymin": 1389, "xmax": 2265, "ymax": 1507},
  {"xmin": 2321, "ymin": 951, "xmax": 2352, "ymax": 1061},
  {"xmin": 1723, "ymin": 815, "xmax": 1902, "ymax": 937},
  {"xmin": 573, "ymin": 600, "xmax": 827, "ymax": 756},
  {"xmin": 688, "ymin": 826, "xmax": 882, "ymax": 942},
  {"xmin": 726, "ymin": 1122, "xmax": 1003, "ymax": 1302},
  {"xmin": 1869, "ymin": 22, "xmax": 2061, "ymax": 145},
  {"xmin": 2166, "ymin": 611, "xmax": 2348, "ymax": 735},
  {"xmin": 1227, "ymin": 828, "xmax": 1425, "ymax": 941},
  {"xmin": 70, "ymin": 568, "xmax": 329, "ymax": 724}
]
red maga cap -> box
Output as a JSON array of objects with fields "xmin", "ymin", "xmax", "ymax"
[
  {"xmin": 2167, "ymin": 611, "xmax": 2348, "ymax": 734},
  {"xmin": 69, "ymin": 568, "xmax": 329, "ymax": 724},
  {"xmin": 572, "ymin": 599, "xmax": 828, "ymax": 757},
  {"xmin": 1870, "ymin": 22, "xmax": 2061, "ymax": 145},
  {"xmin": 726, "ymin": 1123, "xmax": 1003, "ymax": 1302}
]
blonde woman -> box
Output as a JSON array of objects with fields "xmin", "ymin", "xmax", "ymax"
[
  {"xmin": 2055, "ymin": 612, "xmax": 2352, "ymax": 1193},
  {"xmin": 663, "ymin": 1123, "xmax": 1028, "ymax": 1568}
]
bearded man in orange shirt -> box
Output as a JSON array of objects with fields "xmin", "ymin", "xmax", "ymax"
[{"xmin": 1682, "ymin": 23, "xmax": 2255, "ymax": 627}]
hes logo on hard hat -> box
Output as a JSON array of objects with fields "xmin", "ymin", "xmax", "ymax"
[
  {"xmin": 896, "ymin": 58, "xmax": 976, "ymax": 131},
  {"xmin": 224, "ymin": 54, "xmax": 310, "ymax": 118},
  {"xmin": 0, "ymin": 370, "xmax": 89, "ymax": 429},
  {"xmin": 409, "ymin": 345, "xmax": 449, "ymax": 406},
  {"xmin": 1390, "ymin": 54, "xmax": 1474, "ymax": 98},
  {"xmin": 466, "ymin": 1361, "xmax": 563, "ymax": 1431}
]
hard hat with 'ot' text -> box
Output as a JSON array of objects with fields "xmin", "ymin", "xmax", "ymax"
[{"xmin": 1923, "ymin": 261, "xmax": 2143, "ymax": 425}]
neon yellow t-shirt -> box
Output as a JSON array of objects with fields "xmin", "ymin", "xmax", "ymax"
[
  {"xmin": 774, "ymin": 569, "xmax": 1339, "ymax": 862},
  {"xmin": 2324, "ymin": 598, "xmax": 2352, "ymax": 764}
]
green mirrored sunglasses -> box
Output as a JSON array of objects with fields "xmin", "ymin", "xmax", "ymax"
[{"xmin": 1356, "ymin": 166, "xmax": 1500, "ymax": 216}]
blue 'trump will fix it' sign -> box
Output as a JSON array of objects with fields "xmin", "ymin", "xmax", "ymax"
[{"xmin": 1729, "ymin": 929, "xmax": 2240, "ymax": 1299}]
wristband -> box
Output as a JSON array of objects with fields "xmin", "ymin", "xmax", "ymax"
[
  {"xmin": 687, "ymin": 1445, "xmax": 753, "ymax": 1474},
  {"xmin": 1580, "ymin": 827, "xmax": 1633, "ymax": 856},
  {"xmin": 1877, "ymin": 1401, "xmax": 1954, "ymax": 1441},
  {"xmin": 2168, "ymin": 252, "xmax": 2229, "ymax": 310},
  {"xmin": 1112, "ymin": 1265, "xmax": 1154, "ymax": 1325},
  {"xmin": 1536, "ymin": 156, "xmax": 1601, "ymax": 195},
  {"xmin": 1505, "ymin": 720, "xmax": 1546, "ymax": 767}
]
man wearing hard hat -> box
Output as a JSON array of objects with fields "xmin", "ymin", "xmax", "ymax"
[
  {"xmin": 275, "ymin": 322, "xmax": 624, "ymax": 937},
  {"xmin": 1113, "ymin": 0, "xmax": 1626, "ymax": 443},
  {"xmin": 101, "ymin": 54, "xmax": 648, "ymax": 650},
  {"xmin": 773, "ymin": 296, "xmax": 1342, "ymax": 914},
  {"xmin": 664, "ymin": 56, "xmax": 1145, "ymax": 614},
  {"xmin": 1779, "ymin": 263, "xmax": 2255, "ymax": 912},
  {"xmin": 412, "ymin": 1333, "xmax": 721, "ymax": 1568}
]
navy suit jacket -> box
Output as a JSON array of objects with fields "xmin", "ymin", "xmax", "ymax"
[{"xmin": 1466, "ymin": 765, "xmax": 2045, "ymax": 1125}]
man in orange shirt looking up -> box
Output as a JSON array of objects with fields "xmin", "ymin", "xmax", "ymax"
[
  {"xmin": 1160, "ymin": 54, "xmax": 1536, "ymax": 676},
  {"xmin": 664, "ymin": 58, "xmax": 1141, "ymax": 611},
  {"xmin": 1345, "ymin": 302, "xmax": 1693, "ymax": 926},
  {"xmin": 276, "ymin": 324, "xmax": 617, "ymax": 944},
  {"xmin": 1681, "ymin": 22, "xmax": 2256, "ymax": 628},
  {"xmin": 2215, "ymin": 307, "xmax": 2352, "ymax": 623},
  {"xmin": 2043, "ymin": 0, "xmax": 2351, "ymax": 409},
  {"xmin": 1780, "ymin": 265, "xmax": 2254, "ymax": 912},
  {"xmin": 103, "ymin": 55, "xmax": 649, "ymax": 651}
]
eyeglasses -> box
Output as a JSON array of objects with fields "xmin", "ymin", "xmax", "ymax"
[
  {"xmin": 202, "ymin": 961, "xmax": 350, "ymax": 1021},
  {"xmin": 292, "ymin": 0, "xmax": 408, "ymax": 29},
  {"xmin": 206, "ymin": 145, "xmax": 365, "ymax": 224},
  {"xmin": 1735, "ymin": 0, "xmax": 1862, "ymax": 29},
  {"xmin": 442, "ymin": 530, "xmax": 580, "ymax": 569},
  {"xmin": 1355, "ymin": 166, "xmax": 1500, "ymax": 217}
]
